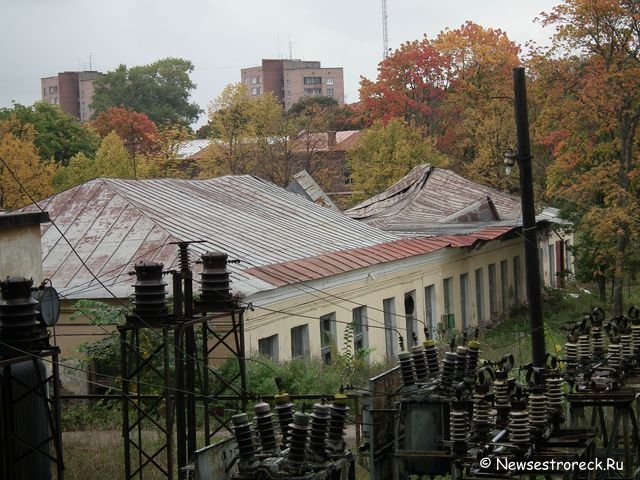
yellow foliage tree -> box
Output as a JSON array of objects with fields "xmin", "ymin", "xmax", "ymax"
[
  {"xmin": 94, "ymin": 131, "xmax": 134, "ymax": 178},
  {"xmin": 0, "ymin": 120, "xmax": 57, "ymax": 209}
]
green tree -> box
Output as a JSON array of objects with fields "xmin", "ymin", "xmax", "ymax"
[
  {"xmin": 0, "ymin": 102, "xmax": 99, "ymax": 164},
  {"xmin": 94, "ymin": 132, "xmax": 134, "ymax": 178},
  {"xmin": 348, "ymin": 118, "xmax": 450, "ymax": 200},
  {"xmin": 92, "ymin": 58, "xmax": 201, "ymax": 125},
  {"xmin": 53, "ymin": 152, "xmax": 98, "ymax": 191}
]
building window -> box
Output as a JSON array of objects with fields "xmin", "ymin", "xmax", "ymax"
[
  {"xmin": 48, "ymin": 85, "xmax": 58, "ymax": 94},
  {"xmin": 251, "ymin": 87, "xmax": 261, "ymax": 95},
  {"xmin": 383, "ymin": 297, "xmax": 397, "ymax": 360},
  {"xmin": 352, "ymin": 306, "xmax": 368, "ymax": 355},
  {"xmin": 258, "ymin": 334, "xmax": 279, "ymax": 361},
  {"xmin": 460, "ymin": 273, "xmax": 469, "ymax": 331},
  {"xmin": 251, "ymin": 76, "xmax": 260, "ymax": 84},
  {"xmin": 539, "ymin": 247, "xmax": 545, "ymax": 285},
  {"xmin": 488, "ymin": 264, "xmax": 497, "ymax": 315},
  {"xmin": 320, "ymin": 313, "xmax": 337, "ymax": 364},
  {"xmin": 513, "ymin": 256, "xmax": 522, "ymax": 305},
  {"xmin": 326, "ymin": 88, "xmax": 334, "ymax": 96},
  {"xmin": 326, "ymin": 77, "xmax": 334, "ymax": 85},
  {"xmin": 548, "ymin": 244, "xmax": 556, "ymax": 287},
  {"xmin": 475, "ymin": 268, "xmax": 484, "ymax": 324},
  {"xmin": 291, "ymin": 324, "xmax": 309, "ymax": 358},
  {"xmin": 424, "ymin": 284, "xmax": 436, "ymax": 335},
  {"xmin": 303, "ymin": 76, "xmax": 322, "ymax": 84},
  {"xmin": 304, "ymin": 88, "xmax": 322, "ymax": 96},
  {"xmin": 442, "ymin": 277, "xmax": 455, "ymax": 331},
  {"xmin": 500, "ymin": 260, "xmax": 509, "ymax": 312}
]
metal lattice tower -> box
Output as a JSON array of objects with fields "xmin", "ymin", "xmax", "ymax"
[{"xmin": 382, "ymin": 0, "xmax": 389, "ymax": 59}]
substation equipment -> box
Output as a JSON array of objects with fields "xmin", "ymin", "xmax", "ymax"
[
  {"xmin": 362, "ymin": 310, "xmax": 640, "ymax": 480},
  {"xmin": 0, "ymin": 276, "xmax": 63, "ymax": 479},
  {"xmin": 121, "ymin": 243, "xmax": 249, "ymax": 480}
]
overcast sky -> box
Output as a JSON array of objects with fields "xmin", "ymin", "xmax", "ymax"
[{"xmin": 1, "ymin": 0, "xmax": 560, "ymax": 126}]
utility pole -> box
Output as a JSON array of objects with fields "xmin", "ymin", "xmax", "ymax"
[{"xmin": 512, "ymin": 67, "xmax": 545, "ymax": 368}]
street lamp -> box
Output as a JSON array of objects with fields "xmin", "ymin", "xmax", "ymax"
[{"xmin": 509, "ymin": 67, "xmax": 546, "ymax": 368}]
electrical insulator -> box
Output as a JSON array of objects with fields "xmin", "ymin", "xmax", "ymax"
[
  {"xmin": 528, "ymin": 385, "xmax": 547, "ymax": 437},
  {"xmin": 398, "ymin": 351, "xmax": 416, "ymax": 388},
  {"xmin": 423, "ymin": 339, "xmax": 440, "ymax": 377},
  {"xmin": 493, "ymin": 370, "xmax": 511, "ymax": 426},
  {"xmin": 411, "ymin": 345, "xmax": 428, "ymax": 382},
  {"xmin": 466, "ymin": 340, "xmax": 480, "ymax": 378},
  {"xmin": 275, "ymin": 392, "xmax": 294, "ymax": 448},
  {"xmin": 577, "ymin": 334, "xmax": 591, "ymax": 363},
  {"xmin": 254, "ymin": 401, "xmax": 277, "ymax": 454},
  {"xmin": 309, "ymin": 403, "xmax": 330, "ymax": 459},
  {"xmin": 545, "ymin": 376, "xmax": 564, "ymax": 420},
  {"xmin": 631, "ymin": 325, "xmax": 640, "ymax": 356},
  {"xmin": 471, "ymin": 389, "xmax": 492, "ymax": 441},
  {"xmin": 130, "ymin": 261, "xmax": 168, "ymax": 326},
  {"xmin": 564, "ymin": 336, "xmax": 578, "ymax": 365},
  {"xmin": 449, "ymin": 400, "xmax": 469, "ymax": 455},
  {"xmin": 232, "ymin": 413, "xmax": 258, "ymax": 469},
  {"xmin": 608, "ymin": 341, "xmax": 622, "ymax": 369},
  {"xmin": 196, "ymin": 251, "xmax": 234, "ymax": 313},
  {"xmin": 454, "ymin": 346, "xmax": 468, "ymax": 383},
  {"xmin": 621, "ymin": 331, "xmax": 634, "ymax": 360},
  {"xmin": 440, "ymin": 351, "xmax": 457, "ymax": 390},
  {"xmin": 0, "ymin": 277, "xmax": 48, "ymax": 354},
  {"xmin": 327, "ymin": 393, "xmax": 349, "ymax": 452},
  {"xmin": 509, "ymin": 407, "xmax": 530, "ymax": 448},
  {"xmin": 287, "ymin": 412, "xmax": 309, "ymax": 467}
]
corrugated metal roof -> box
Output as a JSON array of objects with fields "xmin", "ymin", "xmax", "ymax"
[
  {"xmin": 285, "ymin": 170, "xmax": 340, "ymax": 212},
  {"xmin": 22, "ymin": 176, "xmax": 400, "ymax": 299},
  {"xmin": 245, "ymin": 228, "xmax": 515, "ymax": 287},
  {"xmin": 176, "ymin": 139, "xmax": 212, "ymax": 159},
  {"xmin": 344, "ymin": 165, "xmax": 562, "ymax": 236},
  {"xmin": 292, "ymin": 130, "xmax": 361, "ymax": 152}
]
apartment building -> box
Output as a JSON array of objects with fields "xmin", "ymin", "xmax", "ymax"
[
  {"xmin": 41, "ymin": 71, "xmax": 101, "ymax": 122},
  {"xmin": 241, "ymin": 59, "xmax": 344, "ymax": 110}
]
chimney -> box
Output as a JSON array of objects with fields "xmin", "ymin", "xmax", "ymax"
[{"xmin": 327, "ymin": 131, "xmax": 337, "ymax": 148}]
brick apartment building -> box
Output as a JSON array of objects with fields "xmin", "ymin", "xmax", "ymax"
[
  {"xmin": 41, "ymin": 71, "xmax": 101, "ymax": 122},
  {"xmin": 241, "ymin": 59, "xmax": 344, "ymax": 110}
]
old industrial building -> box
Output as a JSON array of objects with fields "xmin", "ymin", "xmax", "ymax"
[
  {"xmin": 241, "ymin": 59, "xmax": 345, "ymax": 109},
  {"xmin": 11, "ymin": 165, "xmax": 569, "ymax": 374}
]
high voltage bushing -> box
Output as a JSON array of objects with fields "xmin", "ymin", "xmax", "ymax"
[
  {"xmin": 564, "ymin": 334, "xmax": 578, "ymax": 366},
  {"xmin": 509, "ymin": 404, "xmax": 530, "ymax": 448},
  {"xmin": 196, "ymin": 251, "xmax": 235, "ymax": 313},
  {"xmin": 398, "ymin": 351, "xmax": 416, "ymax": 388},
  {"xmin": 0, "ymin": 277, "xmax": 49, "ymax": 354},
  {"xmin": 275, "ymin": 392, "xmax": 294, "ymax": 448},
  {"xmin": 423, "ymin": 339, "xmax": 440, "ymax": 377},
  {"xmin": 309, "ymin": 403, "xmax": 331, "ymax": 458},
  {"xmin": 130, "ymin": 261, "xmax": 168, "ymax": 326},
  {"xmin": 471, "ymin": 385, "xmax": 493, "ymax": 441},
  {"xmin": 493, "ymin": 370, "xmax": 511, "ymax": 426},
  {"xmin": 254, "ymin": 401, "xmax": 277, "ymax": 454},
  {"xmin": 327, "ymin": 394, "xmax": 349, "ymax": 452},
  {"xmin": 454, "ymin": 346, "xmax": 468, "ymax": 383},
  {"xmin": 232, "ymin": 413, "xmax": 258, "ymax": 470},
  {"xmin": 621, "ymin": 329, "xmax": 634, "ymax": 360},
  {"xmin": 608, "ymin": 340, "xmax": 622, "ymax": 369},
  {"xmin": 466, "ymin": 340, "xmax": 480, "ymax": 378},
  {"xmin": 440, "ymin": 351, "xmax": 457, "ymax": 390},
  {"xmin": 630, "ymin": 306, "xmax": 640, "ymax": 355},
  {"xmin": 287, "ymin": 412, "xmax": 310, "ymax": 467},
  {"xmin": 591, "ymin": 326, "xmax": 604, "ymax": 359},
  {"xmin": 449, "ymin": 399, "xmax": 469, "ymax": 455},
  {"xmin": 411, "ymin": 345, "xmax": 428, "ymax": 382},
  {"xmin": 528, "ymin": 385, "xmax": 547, "ymax": 437},
  {"xmin": 577, "ymin": 333, "xmax": 591, "ymax": 364}
]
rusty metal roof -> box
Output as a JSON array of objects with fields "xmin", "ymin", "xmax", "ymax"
[
  {"xmin": 286, "ymin": 170, "xmax": 340, "ymax": 212},
  {"xmin": 22, "ymin": 176, "xmax": 400, "ymax": 299},
  {"xmin": 345, "ymin": 165, "xmax": 527, "ymax": 236}
]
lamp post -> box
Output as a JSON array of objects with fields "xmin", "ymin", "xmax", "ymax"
[{"xmin": 509, "ymin": 67, "xmax": 546, "ymax": 368}]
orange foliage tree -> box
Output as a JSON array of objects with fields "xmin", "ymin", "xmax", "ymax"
[{"xmin": 89, "ymin": 107, "xmax": 158, "ymax": 154}]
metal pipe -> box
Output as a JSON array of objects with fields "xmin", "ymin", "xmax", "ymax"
[{"xmin": 513, "ymin": 66, "xmax": 546, "ymax": 368}]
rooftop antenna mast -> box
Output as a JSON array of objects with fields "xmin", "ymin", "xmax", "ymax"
[{"xmin": 382, "ymin": 0, "xmax": 389, "ymax": 59}]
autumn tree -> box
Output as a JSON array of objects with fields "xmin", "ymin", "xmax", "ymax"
[
  {"xmin": 0, "ymin": 120, "xmax": 57, "ymax": 209},
  {"xmin": 538, "ymin": 0, "xmax": 640, "ymax": 315},
  {"xmin": 0, "ymin": 101, "xmax": 99, "ymax": 164},
  {"xmin": 92, "ymin": 58, "xmax": 201, "ymax": 125},
  {"xmin": 348, "ymin": 119, "xmax": 450, "ymax": 201},
  {"xmin": 94, "ymin": 132, "xmax": 134, "ymax": 178},
  {"xmin": 53, "ymin": 152, "xmax": 97, "ymax": 191},
  {"xmin": 137, "ymin": 124, "xmax": 195, "ymax": 178},
  {"xmin": 90, "ymin": 107, "xmax": 158, "ymax": 154},
  {"xmin": 359, "ymin": 36, "xmax": 449, "ymax": 135}
]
